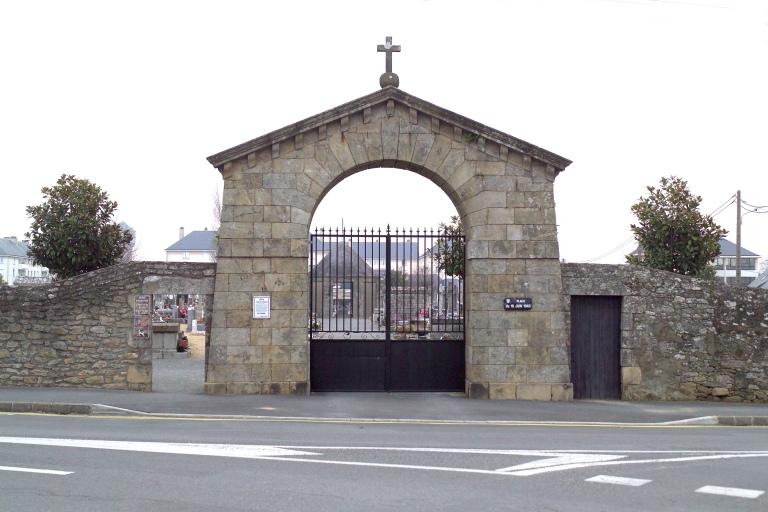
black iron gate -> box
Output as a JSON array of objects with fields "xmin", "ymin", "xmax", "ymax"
[
  {"xmin": 309, "ymin": 226, "xmax": 465, "ymax": 392},
  {"xmin": 570, "ymin": 295, "xmax": 622, "ymax": 399}
]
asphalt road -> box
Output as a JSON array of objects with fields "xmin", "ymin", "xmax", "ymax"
[{"xmin": 1, "ymin": 412, "xmax": 766, "ymax": 511}]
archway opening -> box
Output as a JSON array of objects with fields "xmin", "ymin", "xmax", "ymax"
[
  {"xmin": 310, "ymin": 168, "xmax": 458, "ymax": 232},
  {"xmin": 308, "ymin": 168, "xmax": 465, "ymax": 392}
]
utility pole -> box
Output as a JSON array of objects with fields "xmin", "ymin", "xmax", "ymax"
[{"xmin": 736, "ymin": 190, "xmax": 741, "ymax": 285}]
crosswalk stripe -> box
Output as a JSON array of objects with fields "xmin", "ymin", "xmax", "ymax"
[
  {"xmin": 585, "ymin": 475, "xmax": 651, "ymax": 486},
  {"xmin": 696, "ymin": 486, "xmax": 764, "ymax": 499}
]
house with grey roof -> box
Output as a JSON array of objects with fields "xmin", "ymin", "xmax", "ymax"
[
  {"xmin": 0, "ymin": 236, "xmax": 50, "ymax": 286},
  {"xmin": 310, "ymin": 237, "xmax": 421, "ymax": 272},
  {"xmin": 165, "ymin": 228, "xmax": 218, "ymax": 262},
  {"xmin": 629, "ymin": 238, "xmax": 760, "ymax": 286},
  {"xmin": 712, "ymin": 238, "xmax": 760, "ymax": 286}
]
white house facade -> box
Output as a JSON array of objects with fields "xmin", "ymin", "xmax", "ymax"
[
  {"xmin": 713, "ymin": 239, "xmax": 759, "ymax": 286},
  {"xmin": 0, "ymin": 236, "xmax": 50, "ymax": 286}
]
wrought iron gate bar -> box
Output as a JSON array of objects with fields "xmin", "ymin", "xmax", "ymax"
[
  {"xmin": 309, "ymin": 225, "xmax": 465, "ymax": 342},
  {"xmin": 309, "ymin": 225, "xmax": 466, "ymax": 392}
]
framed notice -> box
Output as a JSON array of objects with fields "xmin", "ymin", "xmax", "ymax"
[
  {"xmin": 133, "ymin": 316, "xmax": 150, "ymax": 339},
  {"xmin": 253, "ymin": 296, "xmax": 271, "ymax": 319},
  {"xmin": 134, "ymin": 295, "xmax": 152, "ymax": 338},
  {"xmin": 134, "ymin": 295, "xmax": 151, "ymax": 316}
]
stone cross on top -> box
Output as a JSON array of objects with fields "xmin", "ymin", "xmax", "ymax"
[{"xmin": 377, "ymin": 36, "xmax": 401, "ymax": 89}]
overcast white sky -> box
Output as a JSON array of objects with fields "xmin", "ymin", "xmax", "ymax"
[{"xmin": 2, "ymin": 0, "xmax": 766, "ymax": 263}]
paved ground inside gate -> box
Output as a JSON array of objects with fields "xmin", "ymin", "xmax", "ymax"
[{"xmin": 152, "ymin": 333, "xmax": 205, "ymax": 394}]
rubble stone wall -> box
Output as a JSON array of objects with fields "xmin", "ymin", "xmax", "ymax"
[
  {"xmin": 562, "ymin": 263, "xmax": 768, "ymax": 402},
  {"xmin": 0, "ymin": 262, "xmax": 215, "ymax": 391}
]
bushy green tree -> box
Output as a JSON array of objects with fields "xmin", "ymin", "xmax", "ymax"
[
  {"xmin": 25, "ymin": 175, "xmax": 133, "ymax": 279},
  {"xmin": 432, "ymin": 215, "xmax": 465, "ymax": 279},
  {"xmin": 0, "ymin": 274, "xmax": 7, "ymax": 287},
  {"xmin": 390, "ymin": 265, "xmax": 409, "ymax": 287},
  {"xmin": 626, "ymin": 176, "xmax": 726, "ymax": 277}
]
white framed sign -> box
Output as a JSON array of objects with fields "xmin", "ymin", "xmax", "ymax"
[{"xmin": 253, "ymin": 296, "xmax": 271, "ymax": 319}]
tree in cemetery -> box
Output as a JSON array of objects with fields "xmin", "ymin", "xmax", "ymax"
[
  {"xmin": 390, "ymin": 265, "xmax": 409, "ymax": 287},
  {"xmin": 626, "ymin": 176, "xmax": 726, "ymax": 277},
  {"xmin": 25, "ymin": 174, "xmax": 133, "ymax": 280},
  {"xmin": 432, "ymin": 215, "xmax": 465, "ymax": 279}
]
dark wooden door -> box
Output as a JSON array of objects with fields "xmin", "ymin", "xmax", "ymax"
[{"xmin": 570, "ymin": 295, "xmax": 621, "ymax": 399}]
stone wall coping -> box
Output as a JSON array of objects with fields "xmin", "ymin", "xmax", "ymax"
[{"xmin": 206, "ymin": 87, "xmax": 572, "ymax": 172}]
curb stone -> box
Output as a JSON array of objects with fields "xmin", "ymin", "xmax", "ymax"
[
  {"xmin": 718, "ymin": 416, "xmax": 768, "ymax": 426},
  {"xmin": 2, "ymin": 402, "xmax": 768, "ymax": 426},
  {"xmin": 0, "ymin": 402, "xmax": 92, "ymax": 415}
]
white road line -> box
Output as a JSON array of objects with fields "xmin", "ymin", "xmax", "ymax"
[
  {"xmin": 586, "ymin": 475, "xmax": 651, "ymax": 486},
  {"xmin": 496, "ymin": 454, "xmax": 625, "ymax": 473},
  {"xmin": 696, "ymin": 486, "xmax": 765, "ymax": 499},
  {"xmin": 0, "ymin": 465, "xmax": 72, "ymax": 475},
  {"xmin": 3, "ymin": 438, "xmax": 768, "ymax": 480},
  {"xmin": 257, "ymin": 456, "xmax": 520, "ymax": 475},
  {"xmin": 505, "ymin": 453, "xmax": 768, "ymax": 476},
  {"xmin": 0, "ymin": 437, "xmax": 318, "ymax": 458},
  {"xmin": 281, "ymin": 446, "xmax": 768, "ymax": 456}
]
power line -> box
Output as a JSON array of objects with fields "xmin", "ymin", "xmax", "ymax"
[
  {"xmin": 708, "ymin": 195, "xmax": 736, "ymax": 218},
  {"xmin": 579, "ymin": 237, "xmax": 635, "ymax": 263},
  {"xmin": 740, "ymin": 198, "xmax": 768, "ymax": 212},
  {"xmin": 577, "ymin": 193, "xmax": 738, "ymax": 263}
]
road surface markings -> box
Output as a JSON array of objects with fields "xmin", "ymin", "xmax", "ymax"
[
  {"xmin": 695, "ymin": 486, "xmax": 765, "ymax": 499},
  {"xmin": 585, "ymin": 475, "xmax": 651, "ymax": 486},
  {"xmin": 0, "ymin": 437, "xmax": 318, "ymax": 459},
  {"xmin": 0, "ymin": 465, "xmax": 72, "ymax": 475},
  {"xmin": 496, "ymin": 454, "xmax": 625, "ymax": 473},
  {"xmin": 492, "ymin": 452, "xmax": 768, "ymax": 476},
  {"xmin": 3, "ymin": 438, "xmax": 768, "ymax": 480}
]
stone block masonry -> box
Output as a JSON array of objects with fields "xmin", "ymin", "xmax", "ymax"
[
  {"xmin": 208, "ymin": 87, "xmax": 573, "ymax": 398},
  {"xmin": 0, "ymin": 262, "xmax": 214, "ymax": 391}
]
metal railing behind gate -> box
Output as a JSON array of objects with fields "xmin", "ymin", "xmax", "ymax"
[{"xmin": 309, "ymin": 226, "xmax": 464, "ymax": 341}]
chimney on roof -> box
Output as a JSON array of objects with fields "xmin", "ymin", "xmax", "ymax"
[{"xmin": 179, "ymin": 227, "xmax": 184, "ymax": 240}]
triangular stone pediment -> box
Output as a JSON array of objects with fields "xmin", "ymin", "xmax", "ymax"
[{"xmin": 207, "ymin": 87, "xmax": 571, "ymax": 173}]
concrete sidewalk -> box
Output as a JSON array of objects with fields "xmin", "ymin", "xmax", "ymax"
[
  {"xmin": 2, "ymin": 383, "xmax": 768, "ymax": 426},
  {"xmin": 1, "ymin": 357, "xmax": 766, "ymax": 425}
]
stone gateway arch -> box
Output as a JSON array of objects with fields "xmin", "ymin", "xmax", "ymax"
[{"xmin": 206, "ymin": 86, "xmax": 572, "ymax": 399}]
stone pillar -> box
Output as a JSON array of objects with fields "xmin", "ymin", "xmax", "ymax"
[
  {"xmin": 464, "ymin": 159, "xmax": 572, "ymax": 401},
  {"xmin": 205, "ymin": 150, "xmax": 312, "ymax": 395}
]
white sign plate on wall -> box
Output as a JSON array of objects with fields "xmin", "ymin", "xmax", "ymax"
[{"xmin": 253, "ymin": 296, "xmax": 271, "ymax": 319}]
